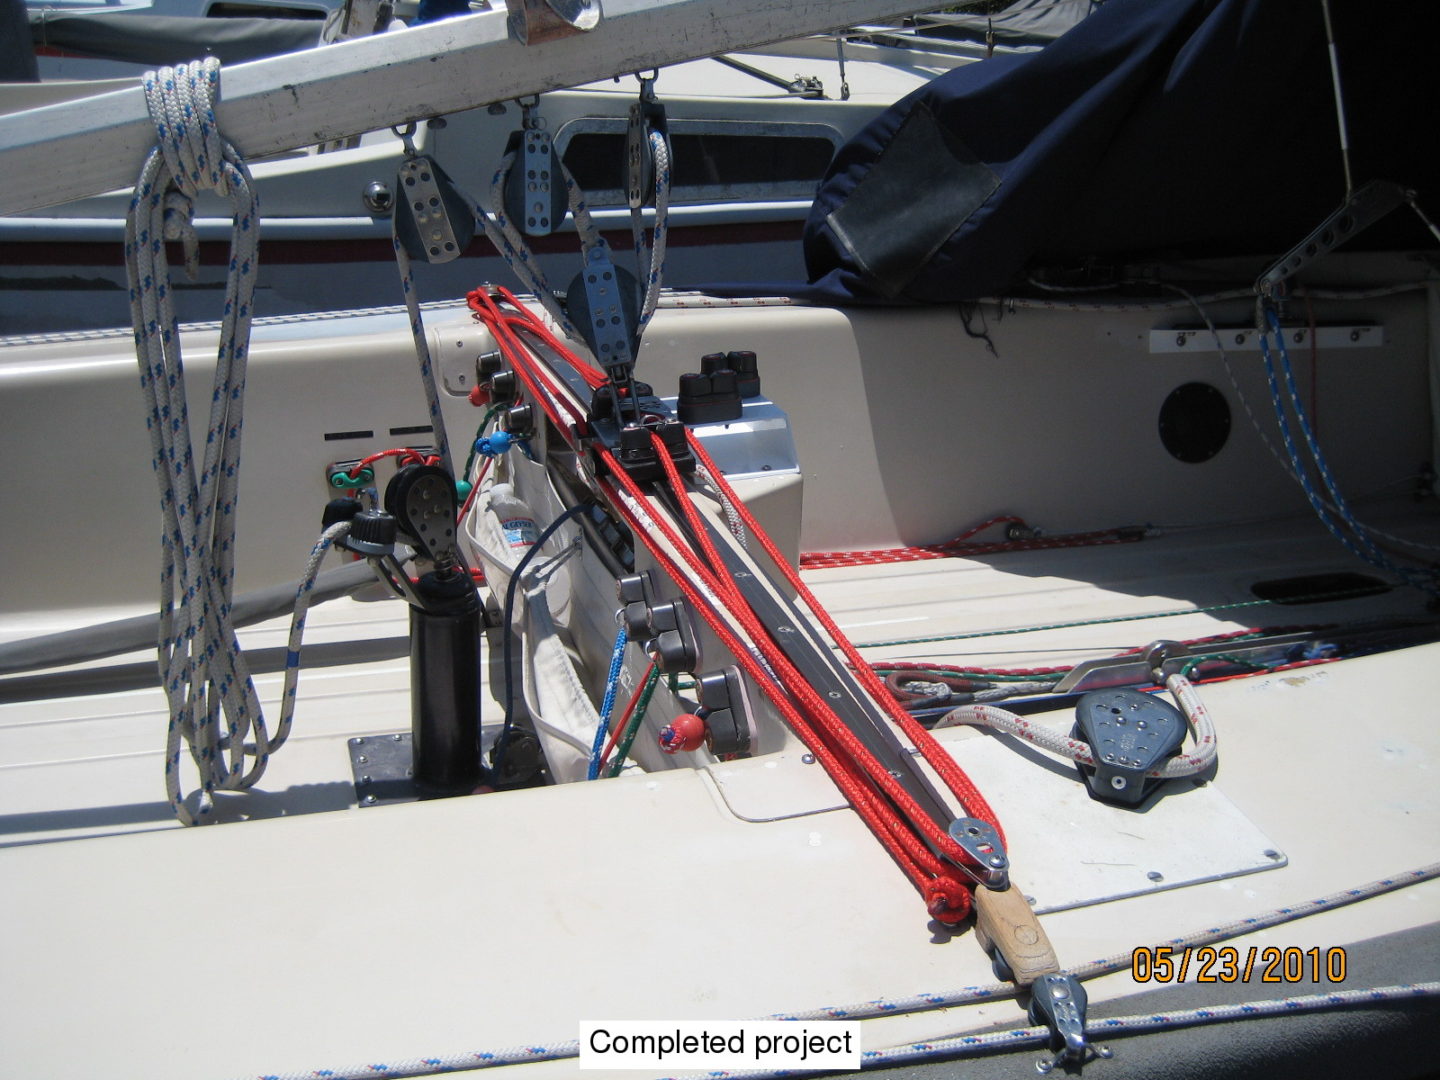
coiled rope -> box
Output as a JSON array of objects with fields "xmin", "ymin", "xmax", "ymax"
[
  {"xmin": 126, "ymin": 57, "xmax": 270, "ymax": 824},
  {"xmin": 126, "ymin": 61, "xmax": 343, "ymax": 823}
]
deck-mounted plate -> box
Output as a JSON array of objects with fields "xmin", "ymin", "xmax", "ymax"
[
  {"xmin": 708, "ymin": 734, "xmax": 1286, "ymax": 914},
  {"xmin": 347, "ymin": 733, "xmax": 420, "ymax": 807}
]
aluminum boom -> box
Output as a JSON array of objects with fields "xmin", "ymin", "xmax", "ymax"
[{"xmin": 0, "ymin": 0, "xmax": 934, "ymax": 216}]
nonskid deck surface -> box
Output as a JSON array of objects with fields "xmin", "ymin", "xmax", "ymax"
[
  {"xmin": 0, "ymin": 501, "xmax": 1436, "ymax": 1080},
  {"xmin": 1, "ymin": 500, "xmax": 1435, "ymax": 842}
]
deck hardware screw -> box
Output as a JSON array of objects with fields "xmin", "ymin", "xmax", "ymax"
[
  {"xmin": 827, "ymin": 690, "xmax": 842, "ymax": 700},
  {"xmin": 392, "ymin": 733, "xmax": 403, "ymax": 742},
  {"xmin": 363, "ymin": 795, "xmax": 376, "ymax": 805},
  {"xmin": 360, "ymin": 775, "xmax": 371, "ymax": 785},
  {"xmin": 1026, "ymin": 896, "xmax": 1036, "ymax": 905},
  {"xmin": 1264, "ymin": 849, "xmax": 1281, "ymax": 860},
  {"xmin": 1147, "ymin": 871, "xmax": 1164, "ymax": 882},
  {"xmin": 357, "ymin": 755, "xmax": 368, "ymax": 764},
  {"xmin": 355, "ymin": 737, "xmax": 366, "ymax": 745},
  {"xmin": 801, "ymin": 753, "xmax": 815, "ymax": 764}
]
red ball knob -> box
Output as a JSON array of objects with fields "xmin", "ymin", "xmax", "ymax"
[{"xmin": 658, "ymin": 712, "xmax": 708, "ymax": 754}]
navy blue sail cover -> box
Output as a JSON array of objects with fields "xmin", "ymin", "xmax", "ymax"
[{"xmin": 802, "ymin": 0, "xmax": 1439, "ymax": 304}]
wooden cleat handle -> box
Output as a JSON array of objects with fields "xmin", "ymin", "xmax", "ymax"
[{"xmin": 974, "ymin": 883, "xmax": 1059, "ymax": 987}]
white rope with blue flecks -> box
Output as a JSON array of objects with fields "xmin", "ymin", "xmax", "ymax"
[
  {"xmin": 126, "ymin": 56, "xmax": 277, "ymax": 824},
  {"xmin": 480, "ymin": 149, "xmax": 582, "ymax": 333},
  {"xmin": 632, "ymin": 127, "xmax": 671, "ymax": 328},
  {"xmin": 241, "ymin": 863, "xmax": 1440, "ymax": 1079},
  {"xmin": 271, "ymin": 520, "xmax": 353, "ymax": 751}
]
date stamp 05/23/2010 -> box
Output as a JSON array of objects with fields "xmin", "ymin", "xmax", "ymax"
[{"xmin": 1132, "ymin": 945, "xmax": 1349, "ymax": 984}]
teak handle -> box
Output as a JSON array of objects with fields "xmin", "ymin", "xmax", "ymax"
[{"xmin": 974, "ymin": 883, "xmax": 1059, "ymax": 987}]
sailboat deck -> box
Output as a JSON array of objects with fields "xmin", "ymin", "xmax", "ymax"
[
  {"xmin": 3, "ymin": 498, "xmax": 1435, "ymax": 842},
  {"xmin": 1, "ymin": 500, "xmax": 1438, "ymax": 1079}
]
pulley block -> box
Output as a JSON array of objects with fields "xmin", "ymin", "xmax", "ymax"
[
  {"xmin": 501, "ymin": 126, "xmax": 567, "ymax": 237},
  {"xmin": 394, "ymin": 155, "xmax": 475, "ymax": 263},
  {"xmin": 564, "ymin": 239, "xmax": 640, "ymax": 371},
  {"xmin": 1071, "ymin": 687, "xmax": 1187, "ymax": 805}
]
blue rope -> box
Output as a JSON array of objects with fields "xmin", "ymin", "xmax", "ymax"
[
  {"xmin": 587, "ymin": 624, "xmax": 629, "ymax": 780},
  {"xmin": 1257, "ymin": 304, "xmax": 1437, "ymax": 596}
]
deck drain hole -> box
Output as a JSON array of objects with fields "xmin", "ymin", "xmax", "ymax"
[{"xmin": 1250, "ymin": 571, "xmax": 1391, "ymax": 605}]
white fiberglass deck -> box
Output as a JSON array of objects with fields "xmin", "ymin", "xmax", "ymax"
[
  {"xmin": 1, "ymin": 279, "xmax": 1438, "ymax": 1077},
  {"xmin": 2, "ymin": 507, "xmax": 1438, "ymax": 1079}
]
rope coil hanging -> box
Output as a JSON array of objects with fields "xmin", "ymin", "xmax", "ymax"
[{"xmin": 125, "ymin": 57, "xmax": 277, "ymax": 824}]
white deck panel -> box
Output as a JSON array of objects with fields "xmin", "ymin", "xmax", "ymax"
[{"xmin": 1, "ymin": 515, "xmax": 1437, "ymax": 1079}]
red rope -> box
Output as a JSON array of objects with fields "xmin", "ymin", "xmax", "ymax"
[
  {"xmin": 686, "ymin": 437, "xmax": 1005, "ymax": 880},
  {"xmin": 597, "ymin": 659, "xmax": 656, "ymax": 773},
  {"xmin": 800, "ymin": 520, "xmax": 1142, "ymax": 570},
  {"xmin": 599, "ymin": 464, "xmax": 973, "ymax": 920},
  {"xmin": 462, "ymin": 286, "xmax": 1007, "ymax": 922},
  {"xmin": 650, "ymin": 435, "xmax": 998, "ymax": 919},
  {"xmin": 342, "ymin": 446, "xmax": 438, "ymax": 481}
]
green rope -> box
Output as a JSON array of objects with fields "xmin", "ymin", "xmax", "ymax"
[
  {"xmin": 849, "ymin": 584, "xmax": 1398, "ymax": 651},
  {"xmin": 607, "ymin": 664, "xmax": 663, "ymax": 778},
  {"xmin": 873, "ymin": 667, "xmax": 1060, "ymax": 683},
  {"xmin": 1181, "ymin": 653, "xmax": 1264, "ymax": 677},
  {"xmin": 460, "ymin": 406, "xmax": 502, "ymax": 482}
]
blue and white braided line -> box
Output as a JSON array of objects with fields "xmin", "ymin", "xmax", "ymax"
[
  {"xmin": 1168, "ymin": 284, "xmax": 1440, "ymax": 555},
  {"xmin": 390, "ymin": 235, "xmax": 455, "ymax": 477},
  {"xmin": 586, "ymin": 622, "xmax": 629, "ymax": 780},
  {"xmin": 476, "ymin": 152, "xmax": 576, "ymax": 334},
  {"xmin": 270, "ymin": 520, "xmax": 353, "ymax": 753},
  {"xmin": 126, "ymin": 57, "xmax": 272, "ymax": 824},
  {"xmin": 630, "ymin": 126, "xmax": 671, "ymax": 328},
  {"xmin": 240, "ymin": 862, "xmax": 1439, "ymax": 1078},
  {"xmin": 239, "ymin": 984, "xmax": 1440, "ymax": 1080},
  {"xmin": 675, "ymin": 983, "xmax": 1440, "ymax": 1080},
  {"xmin": 1256, "ymin": 302, "xmax": 1438, "ymax": 595}
]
